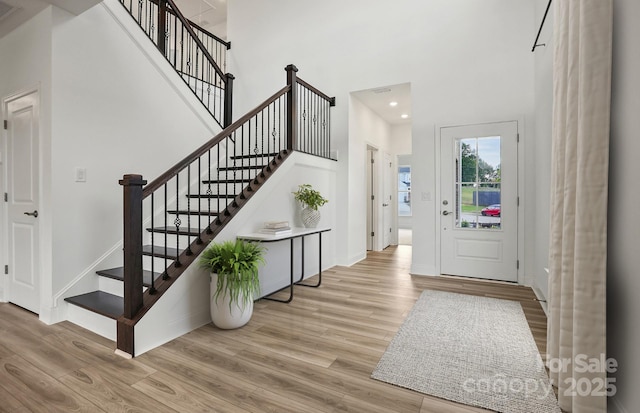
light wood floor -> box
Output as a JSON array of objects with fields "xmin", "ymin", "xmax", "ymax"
[{"xmin": 0, "ymin": 246, "xmax": 547, "ymax": 412}]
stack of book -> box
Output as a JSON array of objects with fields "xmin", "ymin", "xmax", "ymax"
[{"xmin": 259, "ymin": 221, "xmax": 292, "ymax": 235}]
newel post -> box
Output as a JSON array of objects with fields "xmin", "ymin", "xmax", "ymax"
[
  {"xmin": 285, "ymin": 64, "xmax": 298, "ymax": 151},
  {"xmin": 224, "ymin": 73, "xmax": 235, "ymax": 128},
  {"xmin": 119, "ymin": 174, "xmax": 147, "ymax": 320}
]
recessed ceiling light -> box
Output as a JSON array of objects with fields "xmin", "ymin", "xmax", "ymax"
[
  {"xmin": 389, "ymin": 101, "xmax": 398, "ymax": 107},
  {"xmin": 401, "ymin": 114, "xmax": 409, "ymax": 119}
]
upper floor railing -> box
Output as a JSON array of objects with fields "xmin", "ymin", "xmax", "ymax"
[{"xmin": 118, "ymin": 0, "xmax": 233, "ymax": 127}]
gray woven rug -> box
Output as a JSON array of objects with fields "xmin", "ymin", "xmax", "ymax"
[{"xmin": 372, "ymin": 290, "xmax": 561, "ymax": 413}]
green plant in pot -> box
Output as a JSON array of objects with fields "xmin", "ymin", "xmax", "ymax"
[
  {"xmin": 292, "ymin": 184, "xmax": 328, "ymax": 228},
  {"xmin": 198, "ymin": 239, "xmax": 265, "ymax": 329}
]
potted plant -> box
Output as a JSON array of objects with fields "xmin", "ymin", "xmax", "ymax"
[
  {"xmin": 198, "ymin": 239, "xmax": 265, "ymax": 329},
  {"xmin": 292, "ymin": 184, "xmax": 328, "ymax": 228}
]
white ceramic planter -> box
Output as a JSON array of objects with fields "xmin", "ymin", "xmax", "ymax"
[
  {"xmin": 210, "ymin": 273, "xmax": 253, "ymax": 329},
  {"xmin": 301, "ymin": 206, "xmax": 321, "ymax": 228}
]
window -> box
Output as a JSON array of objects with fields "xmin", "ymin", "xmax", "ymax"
[
  {"xmin": 398, "ymin": 165, "xmax": 411, "ymax": 216},
  {"xmin": 455, "ymin": 136, "xmax": 501, "ymax": 230}
]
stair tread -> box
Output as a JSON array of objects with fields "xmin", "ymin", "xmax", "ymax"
[
  {"xmin": 186, "ymin": 194, "xmax": 236, "ymax": 199},
  {"xmin": 65, "ymin": 291, "xmax": 123, "ymax": 319},
  {"xmin": 230, "ymin": 153, "xmax": 279, "ymax": 160},
  {"xmin": 143, "ymin": 244, "xmax": 183, "ymax": 258},
  {"xmin": 202, "ymin": 179, "xmax": 252, "ymax": 184},
  {"xmin": 167, "ymin": 209, "xmax": 219, "ymax": 216},
  {"xmin": 96, "ymin": 267, "xmax": 161, "ymax": 287},
  {"xmin": 218, "ymin": 165, "xmax": 265, "ymax": 171},
  {"xmin": 147, "ymin": 226, "xmax": 201, "ymax": 236}
]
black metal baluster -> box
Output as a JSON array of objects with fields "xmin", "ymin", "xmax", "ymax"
[
  {"xmin": 150, "ymin": 193, "xmax": 156, "ymax": 294},
  {"xmin": 207, "ymin": 149, "xmax": 213, "ymax": 232},
  {"xmin": 186, "ymin": 165, "xmax": 192, "ymax": 255},
  {"xmin": 197, "ymin": 157, "xmax": 202, "ymax": 243},
  {"xmin": 217, "ymin": 138, "xmax": 221, "ymax": 219},
  {"xmin": 268, "ymin": 102, "xmax": 272, "ymax": 160},
  {"xmin": 174, "ymin": 173, "xmax": 181, "ymax": 268},
  {"xmin": 163, "ymin": 183, "xmax": 169, "ymax": 279}
]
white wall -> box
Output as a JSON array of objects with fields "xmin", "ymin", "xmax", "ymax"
[
  {"xmin": 227, "ymin": 0, "xmax": 536, "ymax": 275},
  {"xmin": 608, "ymin": 0, "xmax": 640, "ymax": 411},
  {"xmin": 0, "ymin": 7, "xmax": 54, "ymax": 307},
  {"xmin": 1, "ymin": 0, "xmax": 224, "ymax": 321},
  {"xmin": 532, "ymin": 0, "xmax": 554, "ymax": 302}
]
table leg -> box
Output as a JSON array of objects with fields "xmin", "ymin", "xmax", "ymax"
[
  {"xmin": 262, "ymin": 238, "xmax": 295, "ymax": 303},
  {"xmin": 296, "ymin": 232, "xmax": 322, "ymax": 288}
]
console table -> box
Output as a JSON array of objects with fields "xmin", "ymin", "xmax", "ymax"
[{"xmin": 237, "ymin": 227, "xmax": 331, "ymax": 303}]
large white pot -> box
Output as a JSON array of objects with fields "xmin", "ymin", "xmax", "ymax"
[
  {"xmin": 301, "ymin": 206, "xmax": 321, "ymax": 228},
  {"xmin": 210, "ymin": 273, "xmax": 253, "ymax": 329}
]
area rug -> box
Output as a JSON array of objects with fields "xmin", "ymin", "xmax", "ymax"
[{"xmin": 371, "ymin": 290, "xmax": 561, "ymax": 413}]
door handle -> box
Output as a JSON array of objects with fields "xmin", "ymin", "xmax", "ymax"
[
  {"xmin": 442, "ymin": 211, "xmax": 452, "ymax": 216},
  {"xmin": 24, "ymin": 210, "xmax": 38, "ymax": 218},
  {"xmin": 382, "ymin": 203, "xmax": 389, "ymax": 207}
]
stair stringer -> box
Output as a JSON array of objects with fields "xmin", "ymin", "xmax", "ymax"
[{"xmin": 133, "ymin": 151, "xmax": 337, "ymax": 356}]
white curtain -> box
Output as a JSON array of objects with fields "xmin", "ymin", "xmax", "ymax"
[{"xmin": 547, "ymin": 1, "xmax": 612, "ymax": 412}]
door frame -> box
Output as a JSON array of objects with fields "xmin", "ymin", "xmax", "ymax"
[
  {"xmin": 1, "ymin": 86, "xmax": 43, "ymax": 306},
  {"xmin": 434, "ymin": 117, "xmax": 526, "ymax": 284}
]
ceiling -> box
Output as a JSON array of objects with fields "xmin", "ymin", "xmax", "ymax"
[
  {"xmin": 352, "ymin": 83, "xmax": 412, "ymax": 125},
  {"xmin": 0, "ymin": 0, "xmax": 100, "ymax": 38}
]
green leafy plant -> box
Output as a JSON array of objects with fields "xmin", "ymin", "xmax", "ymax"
[
  {"xmin": 461, "ymin": 220, "xmax": 470, "ymax": 228},
  {"xmin": 292, "ymin": 184, "xmax": 328, "ymax": 211},
  {"xmin": 198, "ymin": 239, "xmax": 265, "ymax": 308}
]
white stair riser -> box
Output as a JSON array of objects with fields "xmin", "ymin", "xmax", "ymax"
[{"xmin": 67, "ymin": 304, "xmax": 117, "ymax": 342}]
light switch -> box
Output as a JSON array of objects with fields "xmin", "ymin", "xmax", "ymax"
[{"xmin": 75, "ymin": 167, "xmax": 87, "ymax": 182}]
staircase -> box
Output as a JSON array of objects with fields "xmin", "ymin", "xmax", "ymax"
[{"xmin": 62, "ymin": 0, "xmax": 337, "ymax": 356}]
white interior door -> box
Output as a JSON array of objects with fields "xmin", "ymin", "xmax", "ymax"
[
  {"xmin": 440, "ymin": 121, "xmax": 518, "ymax": 282},
  {"xmin": 382, "ymin": 152, "xmax": 392, "ymax": 248},
  {"xmin": 4, "ymin": 91, "xmax": 40, "ymax": 313}
]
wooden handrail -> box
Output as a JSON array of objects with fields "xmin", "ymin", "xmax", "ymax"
[
  {"xmin": 142, "ymin": 85, "xmax": 291, "ymax": 197},
  {"xmin": 163, "ymin": 0, "xmax": 226, "ymax": 80},
  {"xmin": 147, "ymin": 0, "xmax": 231, "ymax": 49},
  {"xmin": 297, "ymin": 77, "xmax": 336, "ymax": 106}
]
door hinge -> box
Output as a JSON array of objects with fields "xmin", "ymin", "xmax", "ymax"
[
  {"xmin": 517, "ymin": 260, "xmax": 520, "ymax": 270},
  {"xmin": 517, "ymin": 133, "xmax": 520, "ymax": 143},
  {"xmin": 517, "ymin": 196, "xmax": 520, "ymax": 206},
  {"xmin": 4, "ymin": 265, "xmax": 7, "ymax": 275},
  {"xmin": 3, "ymin": 193, "xmax": 7, "ymax": 202},
  {"xmin": 371, "ymin": 231, "xmax": 375, "ymax": 237},
  {"xmin": 389, "ymin": 228, "xmax": 392, "ymax": 233},
  {"xmin": 371, "ymin": 158, "xmax": 374, "ymax": 164},
  {"xmin": 3, "ymin": 120, "xmax": 7, "ymax": 130},
  {"xmin": 371, "ymin": 195, "xmax": 374, "ymax": 200}
]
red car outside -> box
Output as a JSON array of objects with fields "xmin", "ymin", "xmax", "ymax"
[{"xmin": 481, "ymin": 204, "xmax": 501, "ymax": 217}]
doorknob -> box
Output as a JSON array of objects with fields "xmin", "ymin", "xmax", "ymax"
[
  {"xmin": 24, "ymin": 210, "xmax": 38, "ymax": 218},
  {"xmin": 382, "ymin": 203, "xmax": 389, "ymax": 207},
  {"xmin": 442, "ymin": 211, "xmax": 452, "ymax": 216}
]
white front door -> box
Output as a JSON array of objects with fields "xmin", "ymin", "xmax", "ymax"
[
  {"xmin": 4, "ymin": 91, "xmax": 40, "ymax": 313},
  {"xmin": 382, "ymin": 152, "xmax": 392, "ymax": 248},
  {"xmin": 440, "ymin": 121, "xmax": 518, "ymax": 282}
]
